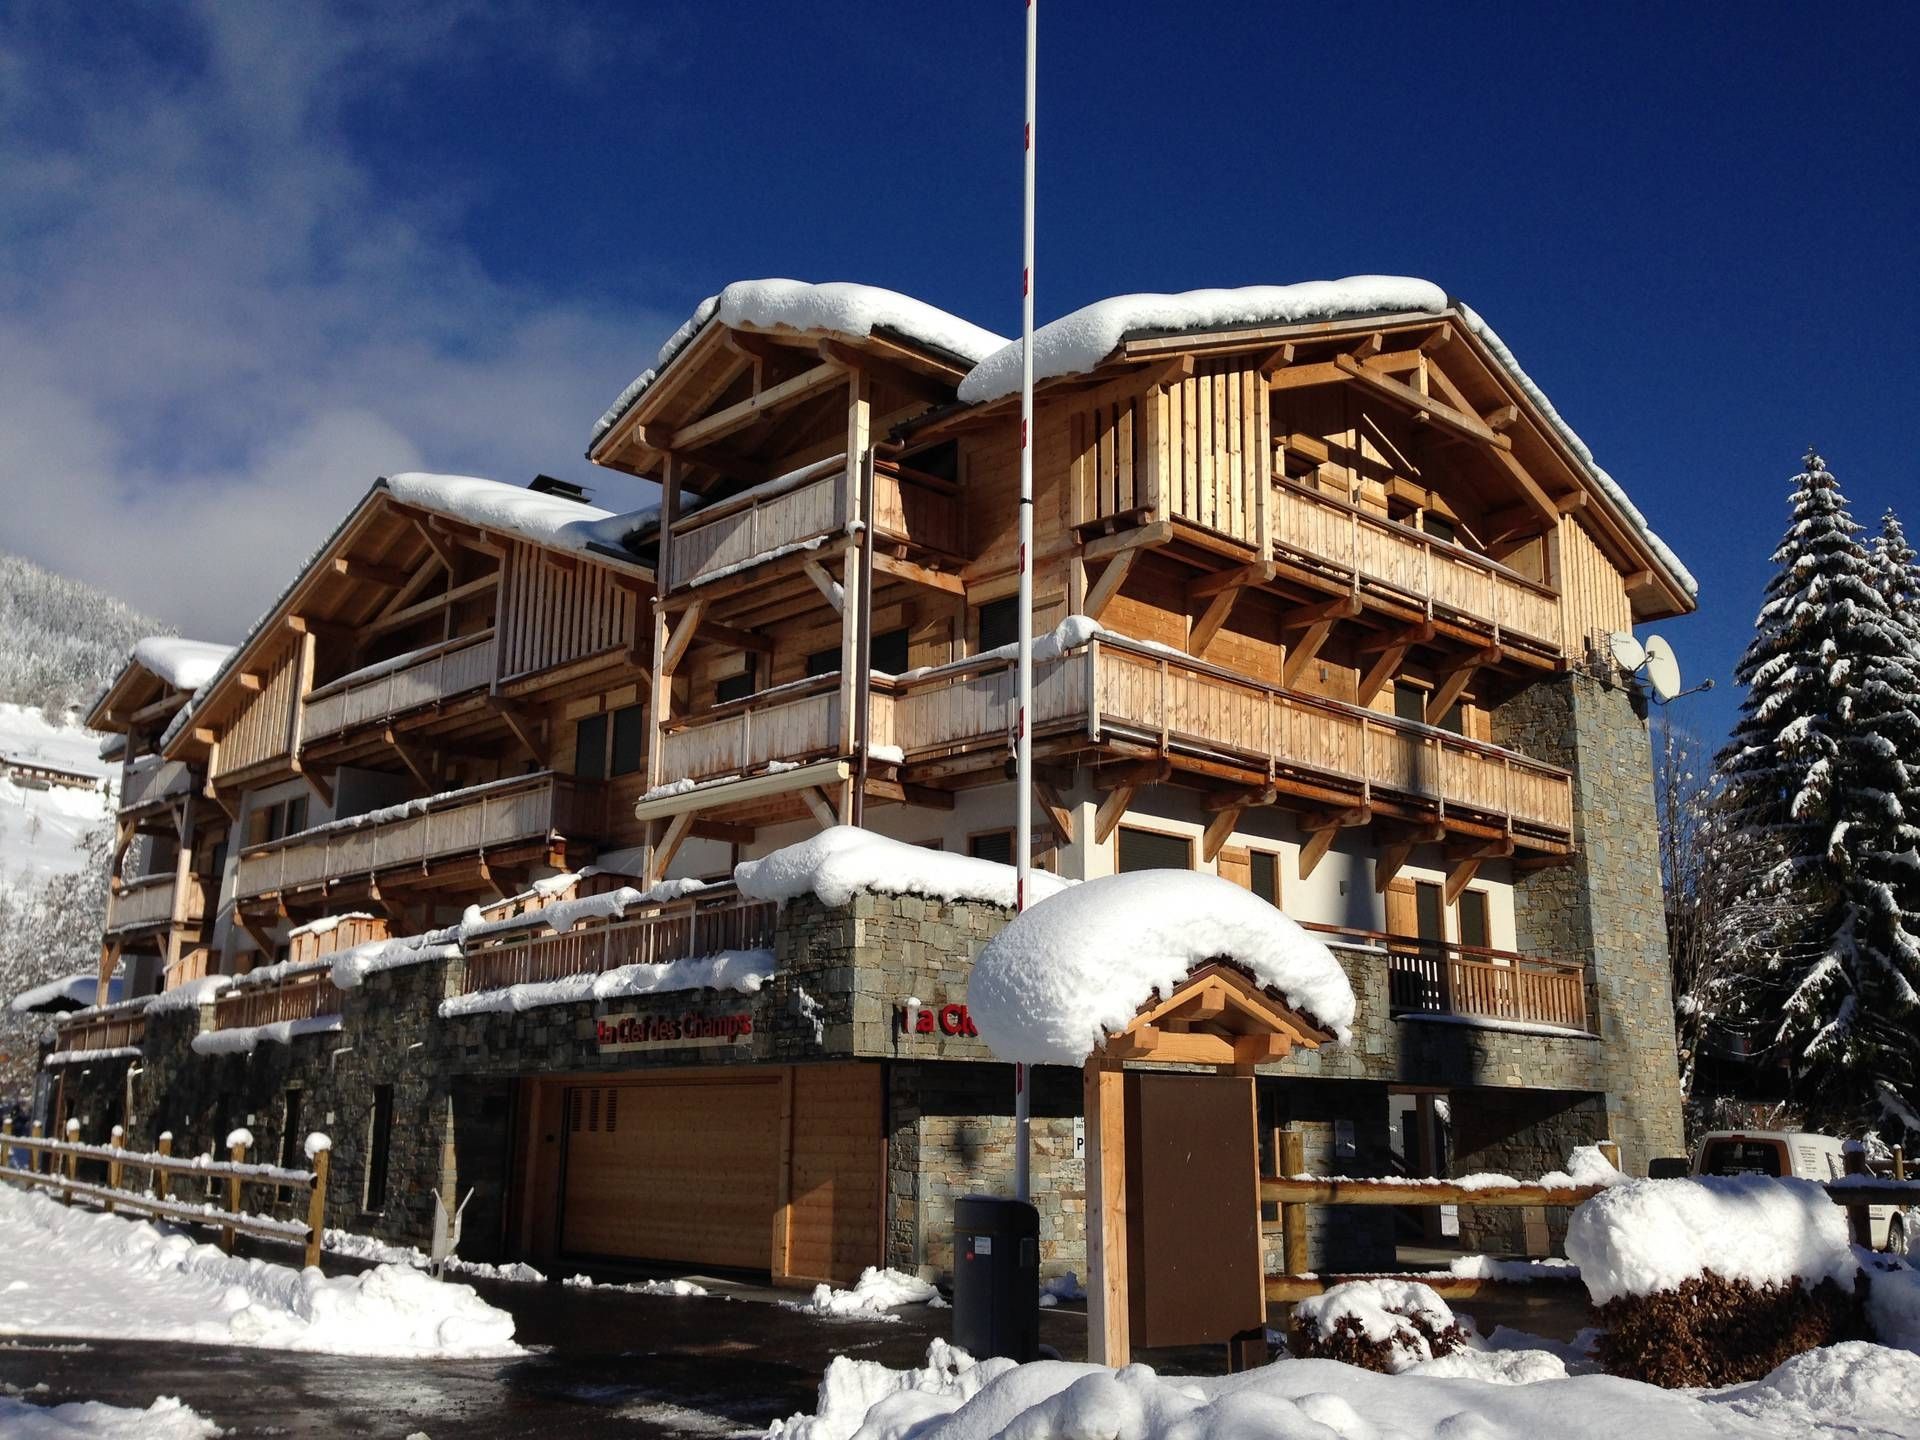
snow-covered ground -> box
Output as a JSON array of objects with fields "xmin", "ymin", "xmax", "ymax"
[
  {"xmin": 0, "ymin": 703, "xmax": 113, "ymax": 883},
  {"xmin": 772, "ymin": 1335, "xmax": 1920, "ymax": 1440},
  {"xmin": 0, "ymin": 1392, "xmax": 218, "ymax": 1439},
  {"xmin": 0, "ymin": 1185, "xmax": 518, "ymax": 1358}
]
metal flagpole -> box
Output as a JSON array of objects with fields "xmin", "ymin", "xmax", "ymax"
[{"xmin": 1013, "ymin": 0, "xmax": 1038, "ymax": 1206}]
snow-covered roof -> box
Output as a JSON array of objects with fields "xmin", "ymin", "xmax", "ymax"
[
  {"xmin": 1564, "ymin": 1175, "xmax": 1857, "ymax": 1305},
  {"xmin": 954, "ymin": 277, "xmax": 1695, "ymax": 600},
  {"xmin": 97, "ymin": 732, "xmax": 126, "ymax": 761},
  {"xmin": 10, "ymin": 972, "xmax": 121, "ymax": 1013},
  {"xmin": 734, "ymin": 825, "xmax": 1071, "ymax": 910},
  {"xmin": 384, "ymin": 473, "xmax": 659, "ymax": 559},
  {"xmin": 592, "ymin": 280, "xmax": 1010, "ymax": 445},
  {"xmin": 966, "ymin": 870, "xmax": 1355, "ymax": 1067},
  {"xmin": 130, "ymin": 637, "xmax": 233, "ymax": 693}
]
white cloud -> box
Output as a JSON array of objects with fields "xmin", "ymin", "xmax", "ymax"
[{"xmin": 0, "ymin": 3, "xmax": 673, "ymax": 640}]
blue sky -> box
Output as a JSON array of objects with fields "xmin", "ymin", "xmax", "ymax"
[{"xmin": 2, "ymin": 2, "xmax": 1915, "ymax": 748}]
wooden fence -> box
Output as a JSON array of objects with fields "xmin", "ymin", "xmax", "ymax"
[
  {"xmin": 214, "ymin": 968, "xmax": 344, "ymax": 1032},
  {"xmin": 2, "ymin": 1119, "xmax": 330, "ymax": 1268}
]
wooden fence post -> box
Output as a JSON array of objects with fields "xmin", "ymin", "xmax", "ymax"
[
  {"xmin": 1597, "ymin": 1140, "xmax": 1621, "ymax": 1173},
  {"xmin": 1277, "ymin": 1128, "xmax": 1310, "ymax": 1277},
  {"xmin": 1895, "ymin": 1146, "xmax": 1907, "ymax": 1183},
  {"xmin": 304, "ymin": 1143, "xmax": 330, "ymax": 1270},
  {"xmin": 31, "ymin": 1122, "xmax": 43, "ymax": 1175},
  {"xmin": 155, "ymin": 1132, "xmax": 173, "ymax": 1200},
  {"xmin": 62, "ymin": 1120, "xmax": 79, "ymax": 1205},
  {"xmin": 1842, "ymin": 1147, "xmax": 1872, "ymax": 1247},
  {"xmin": 223, "ymin": 1136, "xmax": 247, "ymax": 1254},
  {"xmin": 105, "ymin": 1126, "xmax": 124, "ymax": 1213}
]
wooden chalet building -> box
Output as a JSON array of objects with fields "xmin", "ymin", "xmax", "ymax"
[{"xmin": 45, "ymin": 277, "xmax": 1694, "ymax": 1285}]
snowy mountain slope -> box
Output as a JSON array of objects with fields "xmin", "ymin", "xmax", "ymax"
[
  {"xmin": 0, "ymin": 551, "xmax": 165, "ymax": 716},
  {"xmin": 0, "ymin": 701, "xmax": 116, "ymax": 884}
]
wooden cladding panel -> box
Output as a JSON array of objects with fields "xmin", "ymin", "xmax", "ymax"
[
  {"xmin": 783, "ymin": 1063, "xmax": 884, "ymax": 1284},
  {"xmin": 1556, "ymin": 514, "xmax": 1633, "ymax": 657},
  {"xmin": 561, "ymin": 1076, "xmax": 781, "ymax": 1270},
  {"xmin": 212, "ymin": 650, "xmax": 297, "ymax": 780},
  {"xmin": 669, "ymin": 475, "xmax": 841, "ymax": 590},
  {"xmin": 498, "ymin": 542, "xmax": 639, "ymax": 681}
]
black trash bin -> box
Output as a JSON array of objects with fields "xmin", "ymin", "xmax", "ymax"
[{"xmin": 951, "ymin": 1194, "xmax": 1039, "ymax": 1361}]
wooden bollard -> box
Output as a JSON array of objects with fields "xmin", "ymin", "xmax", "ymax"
[
  {"xmin": 154, "ymin": 1132, "xmax": 173, "ymax": 1201},
  {"xmin": 303, "ymin": 1137, "xmax": 331, "ymax": 1270},
  {"xmin": 223, "ymin": 1135, "xmax": 248, "ymax": 1254},
  {"xmin": 1277, "ymin": 1128, "xmax": 1310, "ymax": 1277},
  {"xmin": 1597, "ymin": 1139, "xmax": 1622, "ymax": 1173},
  {"xmin": 105, "ymin": 1126, "xmax": 124, "ymax": 1213},
  {"xmin": 1842, "ymin": 1147, "xmax": 1872, "ymax": 1247}
]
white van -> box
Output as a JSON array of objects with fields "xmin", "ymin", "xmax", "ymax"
[{"xmin": 1691, "ymin": 1130, "xmax": 1908, "ymax": 1253}]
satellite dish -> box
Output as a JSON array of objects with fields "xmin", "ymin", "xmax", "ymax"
[
  {"xmin": 1608, "ymin": 632, "xmax": 1646, "ymax": 675},
  {"xmin": 1644, "ymin": 635, "xmax": 1681, "ymax": 702}
]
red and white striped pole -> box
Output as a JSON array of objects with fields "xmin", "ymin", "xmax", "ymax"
[{"xmin": 1012, "ymin": 0, "xmax": 1038, "ymax": 1206}]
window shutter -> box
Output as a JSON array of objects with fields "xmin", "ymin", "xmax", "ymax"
[
  {"xmin": 1385, "ymin": 879, "xmax": 1418, "ymax": 940},
  {"xmin": 1216, "ymin": 845, "xmax": 1251, "ymax": 890}
]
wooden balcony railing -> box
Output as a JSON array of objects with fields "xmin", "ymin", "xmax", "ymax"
[
  {"xmin": 666, "ymin": 455, "xmax": 962, "ymax": 591},
  {"xmin": 52, "ymin": 1002, "xmax": 148, "ymax": 1056},
  {"xmin": 1382, "ymin": 938, "xmax": 1589, "ymax": 1033},
  {"xmin": 459, "ymin": 888, "xmax": 777, "ymax": 996},
  {"xmin": 1269, "ymin": 480, "xmax": 1560, "ymax": 649},
  {"xmin": 104, "ymin": 872, "xmax": 207, "ymax": 935},
  {"xmin": 118, "ymin": 757, "xmax": 193, "ymax": 813},
  {"xmin": 233, "ymin": 772, "xmax": 603, "ymax": 900},
  {"xmin": 657, "ymin": 675, "xmax": 901, "ymax": 784},
  {"xmin": 214, "ymin": 970, "xmax": 342, "ymax": 1032},
  {"xmin": 303, "ymin": 632, "xmax": 496, "ymax": 741}
]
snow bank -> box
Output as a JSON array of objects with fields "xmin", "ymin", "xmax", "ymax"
[
  {"xmin": 786, "ymin": 1266, "xmax": 940, "ymax": 1320},
  {"xmin": 322, "ymin": 1227, "xmax": 546, "ymax": 1284},
  {"xmin": 145, "ymin": 975, "xmax": 231, "ymax": 1013},
  {"xmin": 561, "ymin": 1273, "xmax": 708, "ymax": 1297},
  {"xmin": 772, "ymin": 1337, "xmax": 1920, "ymax": 1440},
  {"xmin": 0, "ymin": 1394, "xmax": 219, "ymax": 1439},
  {"xmin": 958, "ymin": 277, "xmax": 1447, "ymax": 405},
  {"xmin": 736, "ymin": 825, "xmax": 1071, "ymax": 910},
  {"xmin": 595, "ymin": 280, "xmax": 1008, "ymax": 441},
  {"xmin": 1862, "ymin": 1251, "xmax": 1920, "ymax": 1352},
  {"xmin": 1564, "ymin": 1175, "xmax": 1857, "ymax": 1304},
  {"xmin": 439, "ymin": 948, "xmax": 774, "ymax": 1017},
  {"xmin": 386, "ymin": 472, "xmax": 657, "ymax": 557},
  {"xmin": 0, "ymin": 1186, "xmax": 518, "ymax": 1357},
  {"xmin": 967, "ymin": 870, "xmax": 1354, "ymax": 1067},
  {"xmin": 190, "ymin": 1014, "xmax": 341, "ymax": 1055},
  {"xmin": 131, "ymin": 637, "xmax": 233, "ymax": 693},
  {"xmin": 1540, "ymin": 1143, "xmax": 1627, "ymax": 1190}
]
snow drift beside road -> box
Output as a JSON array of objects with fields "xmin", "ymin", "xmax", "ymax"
[
  {"xmin": 0, "ymin": 1186, "xmax": 518, "ymax": 1357},
  {"xmin": 0, "ymin": 1394, "xmax": 219, "ymax": 1439}
]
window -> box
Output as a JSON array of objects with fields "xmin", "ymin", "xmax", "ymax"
[
  {"xmin": 284, "ymin": 794, "xmax": 307, "ymax": 837},
  {"xmin": 872, "ymin": 627, "xmax": 910, "ymax": 675},
  {"xmin": 1697, "ymin": 1138, "xmax": 1783, "ymax": 1177},
  {"xmin": 574, "ymin": 713, "xmax": 608, "ymax": 780},
  {"xmin": 716, "ymin": 666, "xmax": 755, "ymax": 704},
  {"xmin": 1393, "ymin": 681, "xmax": 1462, "ymax": 735},
  {"xmin": 1457, "ymin": 889, "xmax": 1490, "ymax": 950},
  {"xmin": 364, "ymin": 1085, "xmax": 394, "ymax": 1211},
  {"xmin": 806, "ymin": 646, "xmax": 840, "ymax": 678},
  {"xmin": 280, "ymin": 1090, "xmax": 305, "ymax": 1175},
  {"xmin": 1250, "ymin": 850, "xmax": 1279, "ymax": 906},
  {"xmin": 1117, "ymin": 826, "xmax": 1191, "ymax": 873},
  {"xmin": 1414, "ymin": 881, "xmax": 1445, "ymax": 944},
  {"xmin": 1422, "ymin": 511, "xmax": 1458, "ymax": 545},
  {"xmin": 978, "ymin": 596, "xmax": 1018, "ymax": 652},
  {"xmin": 968, "ymin": 830, "xmax": 1014, "ymax": 866},
  {"xmin": 248, "ymin": 796, "xmax": 310, "ymax": 847},
  {"xmin": 610, "ymin": 704, "xmax": 645, "ymax": 777}
]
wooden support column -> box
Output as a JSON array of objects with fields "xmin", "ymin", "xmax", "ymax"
[
  {"xmin": 1201, "ymin": 807, "xmax": 1242, "ymax": 863},
  {"xmin": 839, "ymin": 371, "xmax": 871, "ymax": 825},
  {"xmin": 1082, "ymin": 549, "xmax": 1136, "ymax": 623},
  {"xmin": 1084, "ymin": 1059, "xmax": 1129, "ymax": 1367},
  {"xmin": 1093, "ymin": 784, "xmax": 1136, "ymax": 846},
  {"xmin": 1280, "ymin": 594, "xmax": 1360, "ymax": 688},
  {"xmin": 1428, "ymin": 646, "xmax": 1500, "ymax": 724},
  {"xmin": 1034, "ymin": 782, "xmax": 1075, "ymax": 848},
  {"xmin": 643, "ymin": 452, "xmax": 682, "ymax": 888},
  {"xmin": 1355, "ymin": 622, "xmax": 1435, "ymax": 708}
]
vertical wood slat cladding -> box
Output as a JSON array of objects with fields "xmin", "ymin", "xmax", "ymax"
[
  {"xmin": 561, "ymin": 1075, "xmax": 781, "ymax": 1270},
  {"xmin": 211, "ymin": 650, "xmax": 298, "ymax": 780},
  {"xmin": 668, "ymin": 474, "xmax": 842, "ymax": 590},
  {"xmin": 1556, "ymin": 514, "xmax": 1634, "ymax": 657},
  {"xmin": 497, "ymin": 542, "xmax": 639, "ymax": 681},
  {"xmin": 783, "ymin": 1064, "xmax": 884, "ymax": 1284}
]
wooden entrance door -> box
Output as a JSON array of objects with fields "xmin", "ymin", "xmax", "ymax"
[{"xmin": 560, "ymin": 1075, "xmax": 781, "ymax": 1270}]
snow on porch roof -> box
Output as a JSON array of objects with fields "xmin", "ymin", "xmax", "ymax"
[
  {"xmin": 966, "ymin": 870, "xmax": 1356, "ymax": 1068},
  {"xmin": 11, "ymin": 972, "xmax": 123, "ymax": 1013},
  {"xmin": 590, "ymin": 279, "xmax": 1011, "ymax": 447},
  {"xmin": 130, "ymin": 637, "xmax": 233, "ymax": 693}
]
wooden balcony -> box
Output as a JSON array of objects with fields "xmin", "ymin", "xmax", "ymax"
[
  {"xmin": 104, "ymin": 872, "xmax": 207, "ymax": 936},
  {"xmin": 1382, "ymin": 938, "xmax": 1589, "ymax": 1033},
  {"xmin": 302, "ymin": 632, "xmax": 496, "ymax": 741},
  {"xmin": 892, "ymin": 635, "xmax": 1574, "ymax": 845},
  {"xmin": 214, "ymin": 969, "xmax": 342, "ymax": 1031},
  {"xmin": 1268, "ymin": 481, "xmax": 1560, "ymax": 651},
  {"xmin": 658, "ymin": 675, "xmax": 900, "ymax": 785},
  {"xmin": 52, "ymin": 1001, "xmax": 148, "ymax": 1056},
  {"xmin": 459, "ymin": 888, "xmax": 777, "ymax": 996},
  {"xmin": 233, "ymin": 772, "xmax": 603, "ymax": 901},
  {"xmin": 118, "ymin": 757, "xmax": 193, "ymax": 813},
  {"xmin": 667, "ymin": 456, "xmax": 961, "ymax": 591}
]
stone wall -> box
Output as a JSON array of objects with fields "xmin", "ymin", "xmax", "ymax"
[
  {"xmin": 1495, "ymin": 670, "xmax": 1686, "ymax": 1173},
  {"xmin": 1449, "ymin": 1088, "xmax": 1608, "ymax": 1252}
]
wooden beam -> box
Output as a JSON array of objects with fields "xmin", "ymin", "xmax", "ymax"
[
  {"xmin": 802, "ymin": 559, "xmax": 844, "ymax": 613},
  {"xmin": 382, "ymin": 728, "xmax": 437, "ymax": 789},
  {"xmin": 1204, "ymin": 783, "xmax": 1276, "ymax": 812},
  {"xmin": 487, "ymin": 701, "xmax": 546, "ymax": 768},
  {"xmin": 1094, "ymin": 759, "xmax": 1171, "ymax": 790},
  {"xmin": 1443, "ymin": 856, "xmax": 1482, "ymax": 906},
  {"xmin": 1348, "ymin": 331, "xmax": 1385, "ymax": 362},
  {"xmin": 298, "ymin": 765, "xmax": 334, "ymax": 808},
  {"xmin": 284, "ymin": 614, "xmax": 352, "ymax": 643},
  {"xmin": 1034, "ymin": 782, "xmax": 1075, "ymax": 847},
  {"xmin": 330, "ymin": 557, "xmax": 412, "ymax": 590},
  {"xmin": 1298, "ymin": 805, "xmax": 1370, "ymax": 880},
  {"xmin": 1082, "ymin": 549, "xmax": 1137, "ymax": 623},
  {"xmin": 1483, "ymin": 404, "xmax": 1520, "ymax": 433},
  {"xmin": 872, "ymin": 553, "xmax": 965, "ymax": 596},
  {"xmin": 236, "ymin": 672, "xmax": 263, "ymax": 693},
  {"xmin": 1357, "ymin": 640, "xmax": 1412, "ymax": 709},
  {"xmin": 1375, "ymin": 836, "xmax": 1418, "ymax": 893},
  {"xmin": 1189, "ymin": 587, "xmax": 1240, "ymax": 657},
  {"xmin": 1264, "ymin": 361, "xmax": 1349, "ymax": 392},
  {"xmin": 667, "ymin": 360, "xmax": 846, "ymax": 451},
  {"xmin": 662, "ymin": 598, "xmax": 707, "ymax": 675},
  {"xmin": 1256, "ymin": 342, "xmax": 1296, "ymax": 376},
  {"xmin": 1334, "ymin": 353, "xmax": 1509, "ymax": 450},
  {"xmin": 800, "ymin": 786, "xmax": 839, "ymax": 830},
  {"xmin": 651, "ymin": 812, "xmax": 695, "ymax": 883},
  {"xmin": 1082, "ymin": 520, "xmax": 1172, "ymax": 562},
  {"xmin": 1428, "ymin": 645, "xmax": 1501, "ymax": 723},
  {"xmin": 1201, "ymin": 806, "xmax": 1242, "ymax": 862},
  {"xmin": 1187, "ymin": 560, "xmax": 1275, "ymax": 601},
  {"xmin": 1093, "ymin": 784, "xmax": 1136, "ymax": 845},
  {"xmin": 818, "ymin": 339, "xmax": 949, "ymax": 404},
  {"xmin": 1487, "ymin": 443, "xmax": 1564, "ymax": 531},
  {"xmin": 696, "ymin": 619, "xmax": 775, "ymax": 654}
]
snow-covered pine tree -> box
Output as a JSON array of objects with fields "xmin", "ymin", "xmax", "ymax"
[
  {"xmin": 1870, "ymin": 508, "xmax": 1920, "ymax": 657},
  {"xmin": 1713, "ymin": 453, "xmax": 1920, "ymax": 1141}
]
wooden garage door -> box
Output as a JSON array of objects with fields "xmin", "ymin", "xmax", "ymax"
[
  {"xmin": 781, "ymin": 1064, "xmax": 885, "ymax": 1285},
  {"xmin": 561, "ymin": 1076, "xmax": 780, "ymax": 1269}
]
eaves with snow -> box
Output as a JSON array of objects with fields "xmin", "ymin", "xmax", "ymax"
[{"xmin": 966, "ymin": 870, "xmax": 1356, "ymax": 1068}]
